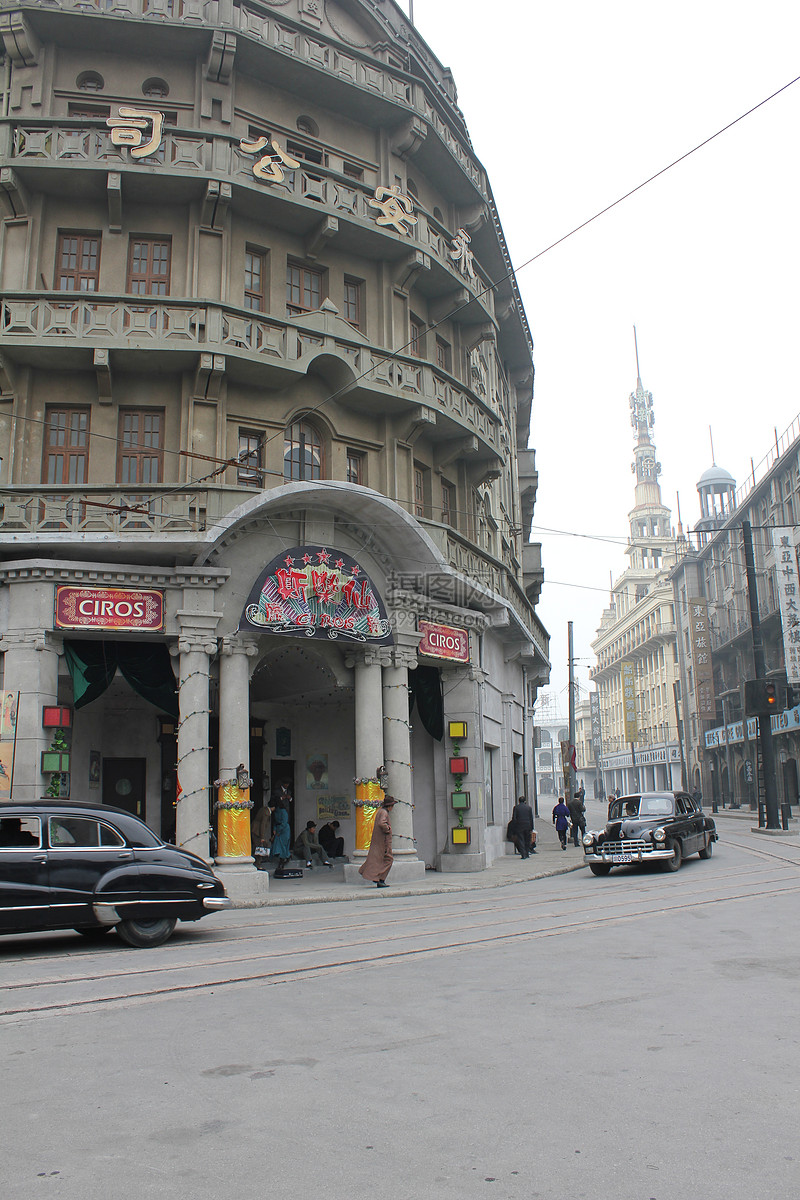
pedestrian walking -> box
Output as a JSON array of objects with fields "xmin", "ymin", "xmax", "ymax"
[
  {"xmin": 359, "ymin": 795, "xmax": 396, "ymax": 887},
  {"xmin": 512, "ymin": 795, "xmax": 535, "ymax": 858},
  {"xmin": 552, "ymin": 796, "xmax": 571, "ymax": 850},
  {"xmin": 568, "ymin": 791, "xmax": 586, "ymax": 847}
]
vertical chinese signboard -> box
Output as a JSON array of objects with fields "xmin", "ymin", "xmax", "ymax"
[
  {"xmin": 622, "ymin": 661, "xmax": 638, "ymax": 744},
  {"xmin": 590, "ymin": 691, "xmax": 602, "ymax": 765},
  {"xmin": 689, "ymin": 598, "xmax": 716, "ymax": 719},
  {"xmin": 772, "ymin": 529, "xmax": 800, "ymax": 686}
]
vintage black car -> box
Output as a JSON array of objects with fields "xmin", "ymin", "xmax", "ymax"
[
  {"xmin": 0, "ymin": 801, "xmax": 231, "ymax": 947},
  {"xmin": 582, "ymin": 791, "xmax": 717, "ymax": 875}
]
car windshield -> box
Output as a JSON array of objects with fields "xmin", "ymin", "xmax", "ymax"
[{"xmin": 609, "ymin": 794, "xmax": 674, "ymax": 820}]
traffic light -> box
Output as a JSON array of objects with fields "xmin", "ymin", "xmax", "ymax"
[
  {"xmin": 744, "ymin": 679, "xmax": 780, "ymax": 716},
  {"xmin": 786, "ymin": 685, "xmax": 799, "ymax": 709}
]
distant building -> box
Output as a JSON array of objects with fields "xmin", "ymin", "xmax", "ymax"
[
  {"xmin": 670, "ymin": 415, "xmax": 800, "ymax": 810},
  {"xmin": 590, "ymin": 369, "xmax": 682, "ymax": 795}
]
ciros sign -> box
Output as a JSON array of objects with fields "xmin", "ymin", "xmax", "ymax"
[
  {"xmin": 418, "ymin": 619, "xmax": 470, "ymax": 663},
  {"xmin": 55, "ymin": 586, "xmax": 165, "ymax": 632}
]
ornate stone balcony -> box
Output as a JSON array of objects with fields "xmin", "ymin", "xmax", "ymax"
[{"xmin": 0, "ymin": 292, "xmax": 508, "ymax": 459}]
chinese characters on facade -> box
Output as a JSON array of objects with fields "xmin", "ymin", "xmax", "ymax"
[
  {"xmin": 772, "ymin": 530, "xmax": 800, "ymax": 685},
  {"xmin": 104, "ymin": 107, "xmax": 478, "ymax": 273},
  {"xmin": 689, "ymin": 598, "xmax": 716, "ymax": 719}
]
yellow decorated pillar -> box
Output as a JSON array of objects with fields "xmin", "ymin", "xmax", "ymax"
[{"xmin": 215, "ymin": 636, "xmax": 259, "ymax": 863}]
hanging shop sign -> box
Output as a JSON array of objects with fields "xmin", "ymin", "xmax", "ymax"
[
  {"xmin": 689, "ymin": 598, "xmax": 716, "ymax": 719},
  {"xmin": 771, "ymin": 528, "xmax": 800, "ymax": 686},
  {"xmin": 239, "ymin": 547, "xmax": 393, "ymax": 644},
  {"xmin": 55, "ymin": 586, "xmax": 164, "ymax": 632},
  {"xmin": 417, "ymin": 619, "xmax": 470, "ymax": 663}
]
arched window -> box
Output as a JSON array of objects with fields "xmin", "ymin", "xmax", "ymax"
[{"xmin": 284, "ymin": 420, "xmax": 323, "ymax": 482}]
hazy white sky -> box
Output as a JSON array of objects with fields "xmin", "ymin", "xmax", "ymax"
[{"xmin": 411, "ymin": 1, "xmax": 800, "ymax": 713}]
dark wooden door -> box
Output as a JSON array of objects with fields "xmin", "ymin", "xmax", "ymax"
[{"xmin": 102, "ymin": 757, "xmax": 146, "ymax": 820}]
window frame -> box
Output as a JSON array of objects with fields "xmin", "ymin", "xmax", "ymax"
[
  {"xmin": 43, "ymin": 406, "xmax": 91, "ymax": 485},
  {"xmin": 343, "ymin": 276, "xmax": 364, "ymax": 331},
  {"xmin": 126, "ymin": 236, "xmax": 172, "ymax": 297},
  {"xmin": 117, "ymin": 409, "xmax": 165, "ymax": 485},
  {"xmin": 284, "ymin": 419, "xmax": 324, "ymax": 482},
  {"xmin": 237, "ymin": 428, "xmax": 264, "ymax": 488},
  {"xmin": 346, "ymin": 451, "xmax": 364, "ymax": 486},
  {"xmin": 441, "ymin": 478, "xmax": 456, "ymax": 527},
  {"xmin": 244, "ymin": 247, "xmax": 267, "ymax": 312},
  {"xmin": 286, "ymin": 261, "xmax": 324, "ymax": 316},
  {"xmin": 55, "ymin": 232, "xmax": 101, "ymax": 292},
  {"xmin": 409, "ymin": 313, "xmax": 425, "ymax": 359}
]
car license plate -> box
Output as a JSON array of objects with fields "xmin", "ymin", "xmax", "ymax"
[{"xmin": 612, "ymin": 853, "xmax": 632, "ymax": 863}]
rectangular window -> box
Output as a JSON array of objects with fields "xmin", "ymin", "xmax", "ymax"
[
  {"xmin": 127, "ymin": 238, "xmax": 171, "ymax": 296},
  {"xmin": 44, "ymin": 407, "xmax": 90, "ymax": 485},
  {"xmin": 118, "ymin": 410, "xmax": 164, "ymax": 484},
  {"xmin": 346, "ymin": 452, "xmax": 363, "ymax": 486},
  {"xmin": 414, "ymin": 466, "xmax": 426, "ymax": 518},
  {"xmin": 343, "ymin": 277, "xmax": 363, "ymax": 330},
  {"xmin": 343, "ymin": 161, "xmax": 364, "ymax": 180},
  {"xmin": 286, "ymin": 262, "xmax": 323, "ymax": 315},
  {"xmin": 244, "ymin": 248, "xmax": 266, "ymax": 312},
  {"xmin": 441, "ymin": 480, "xmax": 455, "ymax": 527},
  {"xmin": 56, "ymin": 233, "xmax": 101, "ymax": 292},
  {"xmin": 436, "ymin": 336, "xmax": 451, "ymax": 372},
  {"xmin": 409, "ymin": 313, "xmax": 425, "ymax": 358},
  {"xmin": 237, "ymin": 429, "xmax": 263, "ymax": 488},
  {"xmin": 286, "ymin": 140, "xmax": 325, "ymax": 166}
]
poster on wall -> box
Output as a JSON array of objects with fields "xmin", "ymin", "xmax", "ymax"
[
  {"xmin": 306, "ymin": 753, "xmax": 329, "ymax": 790},
  {"xmin": 0, "ymin": 742, "xmax": 12, "ymax": 793},
  {"xmin": 1, "ymin": 691, "xmax": 17, "ymax": 740},
  {"xmin": 317, "ymin": 796, "xmax": 351, "ymax": 822},
  {"xmin": 239, "ymin": 547, "xmax": 393, "ymax": 644},
  {"xmin": 89, "ymin": 750, "xmax": 101, "ymax": 790}
]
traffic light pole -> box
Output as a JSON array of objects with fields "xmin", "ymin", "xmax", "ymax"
[{"xmin": 742, "ymin": 520, "xmax": 780, "ymax": 829}]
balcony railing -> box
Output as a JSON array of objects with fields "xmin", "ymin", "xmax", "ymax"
[
  {"xmin": 0, "ymin": 293, "xmax": 506, "ymax": 455},
  {"xmin": 0, "ymin": 486, "xmax": 221, "ymax": 534}
]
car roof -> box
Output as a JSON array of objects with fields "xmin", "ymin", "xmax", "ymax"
[{"xmin": 1, "ymin": 800, "xmax": 146, "ymax": 822}]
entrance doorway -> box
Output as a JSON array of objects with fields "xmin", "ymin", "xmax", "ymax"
[
  {"xmin": 270, "ymin": 759, "xmax": 296, "ymax": 844},
  {"xmin": 103, "ymin": 757, "xmax": 146, "ymax": 819}
]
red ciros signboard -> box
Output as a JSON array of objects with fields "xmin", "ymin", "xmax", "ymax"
[
  {"xmin": 418, "ymin": 619, "xmax": 470, "ymax": 663},
  {"xmin": 55, "ymin": 586, "xmax": 165, "ymax": 632}
]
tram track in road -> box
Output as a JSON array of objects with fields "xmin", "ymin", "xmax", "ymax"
[
  {"xmin": 4, "ymin": 864, "xmax": 800, "ymax": 1023},
  {"xmin": 2, "ymin": 853, "xmax": 796, "ymax": 994}
]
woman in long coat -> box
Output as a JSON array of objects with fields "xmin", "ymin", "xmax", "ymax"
[
  {"xmin": 359, "ymin": 796, "xmax": 396, "ymax": 887},
  {"xmin": 269, "ymin": 802, "xmax": 292, "ymax": 868}
]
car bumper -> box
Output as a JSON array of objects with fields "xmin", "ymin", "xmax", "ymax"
[
  {"xmin": 202, "ymin": 896, "xmax": 233, "ymax": 911},
  {"xmin": 583, "ymin": 847, "xmax": 674, "ymax": 865}
]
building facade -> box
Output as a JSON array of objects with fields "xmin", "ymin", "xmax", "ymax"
[
  {"xmin": 0, "ymin": 0, "xmax": 549, "ymax": 892},
  {"xmin": 590, "ymin": 370, "xmax": 682, "ymax": 796},
  {"xmin": 670, "ymin": 414, "xmax": 800, "ymax": 811}
]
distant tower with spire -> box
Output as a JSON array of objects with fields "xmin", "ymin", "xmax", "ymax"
[{"xmin": 626, "ymin": 328, "xmax": 676, "ymax": 578}]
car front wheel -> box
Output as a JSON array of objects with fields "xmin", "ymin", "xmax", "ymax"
[
  {"xmin": 589, "ymin": 863, "xmax": 611, "ymax": 876},
  {"xmin": 698, "ymin": 837, "xmax": 714, "ymax": 860},
  {"xmin": 116, "ymin": 917, "xmax": 177, "ymax": 948},
  {"xmin": 664, "ymin": 839, "xmax": 682, "ymax": 872}
]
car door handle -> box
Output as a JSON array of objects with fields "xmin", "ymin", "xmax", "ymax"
[
  {"xmin": 116, "ymin": 852, "xmax": 133, "ymax": 860},
  {"xmin": 32, "ymin": 855, "xmax": 47, "ymax": 864}
]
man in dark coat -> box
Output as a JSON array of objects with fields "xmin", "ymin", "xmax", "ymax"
[
  {"xmin": 319, "ymin": 820, "xmax": 344, "ymax": 858},
  {"xmin": 359, "ymin": 797, "xmax": 396, "ymax": 887},
  {"xmin": 568, "ymin": 792, "xmax": 586, "ymax": 846},
  {"xmin": 511, "ymin": 796, "xmax": 535, "ymax": 858}
]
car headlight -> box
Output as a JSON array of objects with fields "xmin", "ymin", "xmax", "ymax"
[
  {"xmin": 582, "ymin": 832, "xmax": 595, "ymax": 847},
  {"xmin": 654, "ymin": 827, "xmax": 666, "ymax": 842}
]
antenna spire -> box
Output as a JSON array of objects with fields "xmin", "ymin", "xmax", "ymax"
[
  {"xmin": 633, "ymin": 325, "xmax": 642, "ymax": 385},
  {"xmin": 709, "ymin": 426, "xmax": 715, "ymax": 465}
]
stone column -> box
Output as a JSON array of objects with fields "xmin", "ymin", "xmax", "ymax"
[
  {"xmin": 343, "ymin": 649, "xmax": 386, "ymax": 882},
  {"xmin": 382, "ymin": 643, "xmax": 425, "ymax": 881},
  {"xmin": 0, "ymin": 629, "xmax": 60, "ymax": 802},
  {"xmin": 173, "ymin": 625, "xmax": 218, "ymax": 863},
  {"xmin": 217, "ymin": 636, "xmax": 259, "ymax": 863}
]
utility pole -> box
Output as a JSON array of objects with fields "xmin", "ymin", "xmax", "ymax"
[
  {"xmin": 568, "ymin": 621, "xmax": 576, "ymax": 800},
  {"xmin": 742, "ymin": 520, "xmax": 780, "ymax": 828}
]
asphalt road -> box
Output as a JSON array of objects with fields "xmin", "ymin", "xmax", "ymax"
[{"xmin": 3, "ymin": 815, "xmax": 799, "ymax": 1200}]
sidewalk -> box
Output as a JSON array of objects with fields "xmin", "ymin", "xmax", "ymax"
[{"xmin": 236, "ymin": 819, "xmax": 586, "ymax": 907}]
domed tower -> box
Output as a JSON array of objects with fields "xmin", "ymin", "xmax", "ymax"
[{"xmin": 696, "ymin": 459, "xmax": 736, "ymax": 545}]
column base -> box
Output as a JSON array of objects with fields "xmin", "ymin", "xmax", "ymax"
[
  {"xmin": 438, "ymin": 850, "xmax": 487, "ymax": 872},
  {"xmin": 213, "ymin": 861, "xmax": 270, "ymax": 904},
  {"xmin": 343, "ymin": 857, "xmax": 426, "ymax": 884},
  {"xmin": 750, "ymin": 827, "xmax": 798, "ymax": 838}
]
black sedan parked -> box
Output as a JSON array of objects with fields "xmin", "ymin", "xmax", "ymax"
[
  {"xmin": 582, "ymin": 791, "xmax": 717, "ymax": 876},
  {"xmin": 0, "ymin": 801, "xmax": 231, "ymax": 946}
]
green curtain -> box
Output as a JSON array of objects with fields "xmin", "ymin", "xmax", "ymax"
[
  {"xmin": 63, "ymin": 640, "xmax": 178, "ymax": 720},
  {"xmin": 408, "ymin": 665, "xmax": 443, "ymax": 741}
]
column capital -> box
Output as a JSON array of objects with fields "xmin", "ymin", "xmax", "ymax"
[
  {"xmin": 219, "ymin": 635, "xmax": 259, "ymax": 658},
  {"xmin": 389, "ymin": 645, "xmax": 418, "ymax": 671},
  {"xmin": 173, "ymin": 608, "xmax": 224, "ymax": 656},
  {"xmin": 0, "ymin": 628, "xmax": 62, "ymax": 654},
  {"xmin": 346, "ymin": 647, "xmax": 393, "ymax": 669}
]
